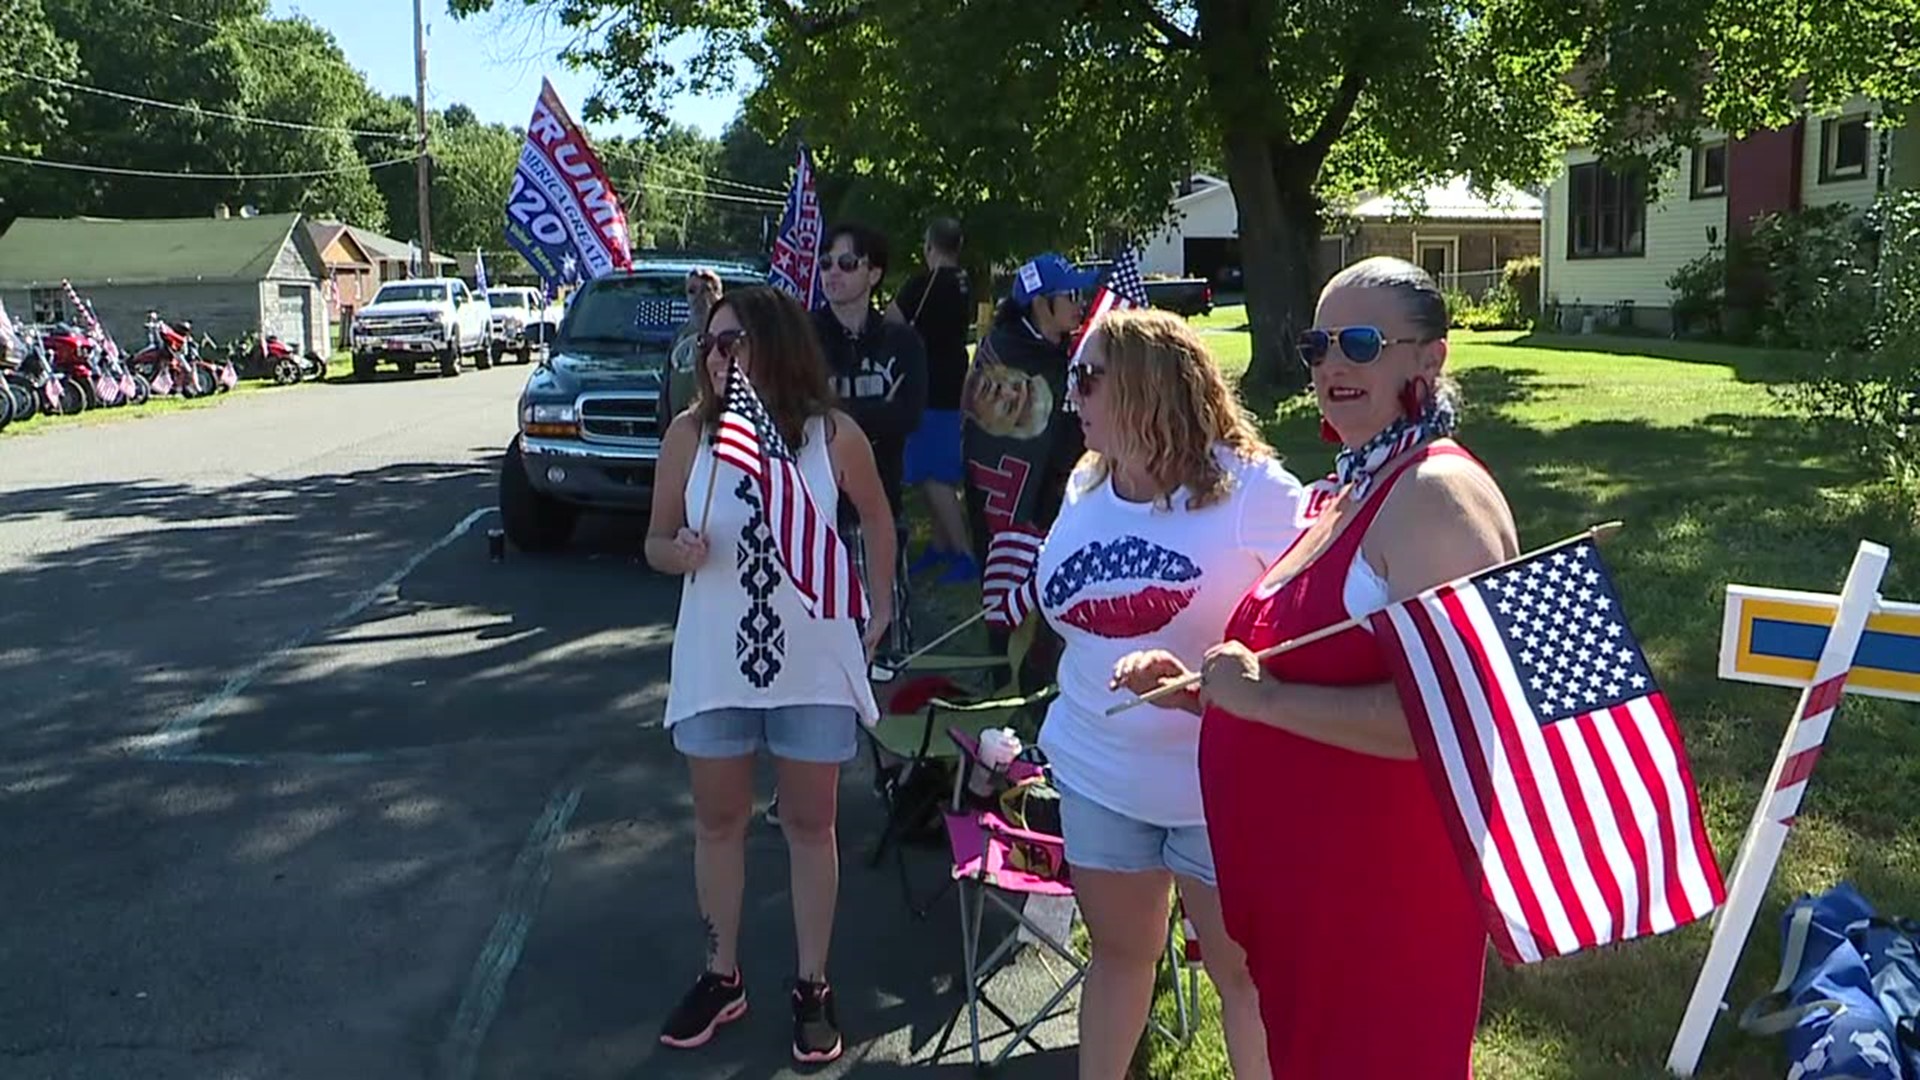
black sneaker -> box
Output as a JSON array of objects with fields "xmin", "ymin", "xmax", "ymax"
[
  {"xmin": 790, "ymin": 978, "xmax": 843, "ymax": 1064},
  {"xmin": 659, "ymin": 970, "xmax": 746, "ymax": 1049}
]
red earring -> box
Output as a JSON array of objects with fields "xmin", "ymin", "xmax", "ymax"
[
  {"xmin": 1399, "ymin": 377, "xmax": 1431, "ymax": 421},
  {"xmin": 1320, "ymin": 418, "xmax": 1341, "ymax": 443}
]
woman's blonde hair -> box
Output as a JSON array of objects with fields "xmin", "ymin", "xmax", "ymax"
[{"xmin": 1077, "ymin": 307, "xmax": 1272, "ymax": 510}]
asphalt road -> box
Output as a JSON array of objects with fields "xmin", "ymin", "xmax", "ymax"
[{"xmin": 0, "ymin": 370, "xmax": 1075, "ymax": 1079}]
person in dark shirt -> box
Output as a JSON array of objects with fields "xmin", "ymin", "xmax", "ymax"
[
  {"xmin": 888, "ymin": 217, "xmax": 976, "ymax": 583},
  {"xmin": 812, "ymin": 222, "xmax": 928, "ymax": 659}
]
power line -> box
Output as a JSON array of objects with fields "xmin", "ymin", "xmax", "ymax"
[
  {"xmin": 0, "ymin": 65, "xmax": 411, "ymax": 140},
  {"xmin": 638, "ymin": 180, "xmax": 783, "ymax": 206},
  {"xmin": 0, "ymin": 152, "xmax": 419, "ymax": 180},
  {"xmin": 115, "ymin": 0, "xmax": 290, "ymax": 54},
  {"xmin": 595, "ymin": 142, "xmax": 788, "ymax": 198}
]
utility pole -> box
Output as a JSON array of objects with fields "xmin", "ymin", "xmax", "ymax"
[{"xmin": 412, "ymin": 0, "xmax": 433, "ymax": 274}]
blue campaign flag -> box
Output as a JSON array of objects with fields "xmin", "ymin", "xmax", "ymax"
[
  {"xmin": 767, "ymin": 144, "xmax": 825, "ymax": 310},
  {"xmin": 503, "ymin": 78, "xmax": 633, "ymax": 290}
]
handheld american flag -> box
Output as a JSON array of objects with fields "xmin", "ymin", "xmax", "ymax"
[
  {"xmin": 981, "ymin": 526, "xmax": 1044, "ymax": 630},
  {"xmin": 1069, "ymin": 248, "xmax": 1149, "ymax": 364},
  {"xmin": 1367, "ymin": 537, "xmax": 1725, "ymax": 965},
  {"xmin": 767, "ymin": 144, "xmax": 826, "ymax": 311},
  {"xmin": 714, "ymin": 361, "xmax": 866, "ymax": 620}
]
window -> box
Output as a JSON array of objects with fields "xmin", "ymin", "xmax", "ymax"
[
  {"xmin": 1567, "ymin": 162, "xmax": 1647, "ymax": 259},
  {"xmin": 1820, "ymin": 115, "xmax": 1869, "ymax": 182},
  {"xmin": 27, "ymin": 287, "xmax": 66, "ymax": 323},
  {"xmin": 1691, "ymin": 141, "xmax": 1728, "ymax": 198}
]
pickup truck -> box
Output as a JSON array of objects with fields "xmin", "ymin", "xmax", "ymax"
[
  {"xmin": 349, "ymin": 277, "xmax": 494, "ymax": 379},
  {"xmin": 483, "ymin": 286, "xmax": 555, "ymax": 365},
  {"xmin": 498, "ymin": 259, "xmax": 764, "ymax": 552},
  {"xmin": 1075, "ymin": 259, "xmax": 1215, "ymax": 317}
]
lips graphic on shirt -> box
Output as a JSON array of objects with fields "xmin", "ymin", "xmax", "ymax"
[{"xmin": 1043, "ymin": 536, "xmax": 1202, "ymax": 639}]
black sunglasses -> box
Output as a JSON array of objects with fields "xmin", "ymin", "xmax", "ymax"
[
  {"xmin": 826, "ymin": 253, "xmax": 867, "ymax": 273},
  {"xmin": 1066, "ymin": 361, "xmax": 1103, "ymax": 395},
  {"xmin": 1296, "ymin": 326, "xmax": 1428, "ymax": 367},
  {"xmin": 698, "ymin": 329, "xmax": 749, "ymax": 357}
]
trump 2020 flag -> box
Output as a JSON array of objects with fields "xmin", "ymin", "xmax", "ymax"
[
  {"xmin": 1367, "ymin": 537, "xmax": 1725, "ymax": 965},
  {"xmin": 714, "ymin": 360, "xmax": 865, "ymax": 621},
  {"xmin": 504, "ymin": 78, "xmax": 633, "ymax": 290},
  {"xmin": 767, "ymin": 144, "xmax": 825, "ymax": 310}
]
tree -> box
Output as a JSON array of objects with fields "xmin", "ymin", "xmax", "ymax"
[
  {"xmin": 0, "ymin": 0, "xmax": 77, "ymax": 162},
  {"xmin": 449, "ymin": 0, "xmax": 1919, "ymax": 387}
]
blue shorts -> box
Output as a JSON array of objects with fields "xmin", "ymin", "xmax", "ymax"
[
  {"xmin": 670, "ymin": 705, "xmax": 860, "ymax": 764},
  {"xmin": 903, "ymin": 409, "xmax": 963, "ymax": 486},
  {"xmin": 1057, "ymin": 781, "xmax": 1217, "ymax": 886}
]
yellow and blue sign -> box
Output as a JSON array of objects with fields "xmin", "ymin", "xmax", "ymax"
[{"xmin": 1720, "ymin": 585, "xmax": 1920, "ymax": 703}]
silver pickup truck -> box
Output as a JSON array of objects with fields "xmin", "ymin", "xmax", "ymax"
[{"xmin": 497, "ymin": 259, "xmax": 764, "ymax": 552}]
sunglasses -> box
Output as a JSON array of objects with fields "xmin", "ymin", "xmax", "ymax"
[
  {"xmin": 826, "ymin": 253, "xmax": 867, "ymax": 273},
  {"xmin": 1296, "ymin": 326, "xmax": 1428, "ymax": 367},
  {"xmin": 1066, "ymin": 361, "xmax": 1103, "ymax": 395},
  {"xmin": 697, "ymin": 329, "xmax": 749, "ymax": 357}
]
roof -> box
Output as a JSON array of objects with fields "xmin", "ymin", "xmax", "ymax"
[
  {"xmin": 329, "ymin": 223, "xmax": 454, "ymax": 265},
  {"xmin": 1173, "ymin": 174, "xmax": 1232, "ymax": 205},
  {"xmin": 0, "ymin": 213, "xmax": 309, "ymax": 287},
  {"xmin": 1348, "ymin": 176, "xmax": 1542, "ymax": 222}
]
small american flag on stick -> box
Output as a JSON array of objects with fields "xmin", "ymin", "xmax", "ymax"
[
  {"xmin": 1069, "ymin": 248, "xmax": 1149, "ymax": 365},
  {"xmin": 1368, "ymin": 535, "xmax": 1725, "ymax": 965},
  {"xmin": 981, "ymin": 526, "xmax": 1044, "ymax": 630},
  {"xmin": 714, "ymin": 360, "xmax": 866, "ymax": 621}
]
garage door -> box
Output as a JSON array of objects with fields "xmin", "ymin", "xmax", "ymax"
[{"xmin": 270, "ymin": 285, "xmax": 312, "ymax": 354}]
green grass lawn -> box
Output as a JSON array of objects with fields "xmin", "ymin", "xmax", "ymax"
[
  {"xmin": 0, "ymin": 373, "xmax": 301, "ymax": 439},
  {"xmin": 903, "ymin": 310, "xmax": 1920, "ymax": 1079}
]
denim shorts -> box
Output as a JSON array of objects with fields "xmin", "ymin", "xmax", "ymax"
[
  {"xmin": 1057, "ymin": 781, "xmax": 1217, "ymax": 886},
  {"xmin": 670, "ymin": 705, "xmax": 860, "ymax": 764}
]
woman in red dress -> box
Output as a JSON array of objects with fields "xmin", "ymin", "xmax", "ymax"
[{"xmin": 1114, "ymin": 256, "xmax": 1519, "ymax": 1077}]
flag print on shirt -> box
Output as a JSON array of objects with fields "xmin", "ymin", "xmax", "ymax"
[{"xmin": 1043, "ymin": 536, "xmax": 1203, "ymax": 639}]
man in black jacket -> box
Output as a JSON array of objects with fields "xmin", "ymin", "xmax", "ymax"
[{"xmin": 813, "ymin": 222, "xmax": 928, "ymax": 658}]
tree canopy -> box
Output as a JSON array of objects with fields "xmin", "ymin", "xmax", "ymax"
[{"xmin": 449, "ymin": 0, "xmax": 1920, "ymax": 387}]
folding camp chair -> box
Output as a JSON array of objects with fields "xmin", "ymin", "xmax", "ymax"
[
  {"xmin": 929, "ymin": 727, "xmax": 1205, "ymax": 1070},
  {"xmin": 863, "ymin": 618, "xmax": 1057, "ymax": 916}
]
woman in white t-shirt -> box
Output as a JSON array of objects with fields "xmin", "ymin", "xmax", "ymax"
[{"xmin": 1038, "ymin": 307, "xmax": 1302, "ymax": 1080}]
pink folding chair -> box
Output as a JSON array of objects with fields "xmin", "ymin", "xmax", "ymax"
[{"xmin": 928, "ymin": 728, "xmax": 1204, "ymax": 1070}]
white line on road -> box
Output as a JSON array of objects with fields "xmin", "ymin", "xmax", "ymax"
[
  {"xmin": 123, "ymin": 505, "xmax": 499, "ymax": 758},
  {"xmin": 439, "ymin": 784, "xmax": 583, "ymax": 1080}
]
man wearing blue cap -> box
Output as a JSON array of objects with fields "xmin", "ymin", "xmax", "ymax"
[{"xmin": 961, "ymin": 252, "xmax": 1095, "ymax": 684}]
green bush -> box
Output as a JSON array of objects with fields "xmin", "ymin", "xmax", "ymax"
[
  {"xmin": 1729, "ymin": 204, "xmax": 1876, "ymax": 349},
  {"xmin": 1666, "ymin": 247, "xmax": 1726, "ymax": 337},
  {"xmin": 1500, "ymin": 256, "xmax": 1542, "ymax": 322},
  {"xmin": 1444, "ymin": 258, "xmax": 1539, "ymax": 331},
  {"xmin": 1773, "ymin": 192, "xmax": 1920, "ymax": 479}
]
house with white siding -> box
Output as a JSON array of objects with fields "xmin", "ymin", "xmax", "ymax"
[{"xmin": 1540, "ymin": 97, "xmax": 1911, "ymax": 333}]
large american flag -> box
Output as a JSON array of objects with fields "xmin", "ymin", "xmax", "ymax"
[
  {"xmin": 767, "ymin": 143, "xmax": 826, "ymax": 311},
  {"xmin": 1367, "ymin": 538, "xmax": 1725, "ymax": 965},
  {"xmin": 1069, "ymin": 247, "xmax": 1149, "ymax": 364},
  {"xmin": 981, "ymin": 526, "xmax": 1044, "ymax": 630},
  {"xmin": 714, "ymin": 360, "xmax": 866, "ymax": 621}
]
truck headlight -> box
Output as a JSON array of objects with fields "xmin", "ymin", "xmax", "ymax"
[{"xmin": 520, "ymin": 401, "xmax": 578, "ymax": 437}]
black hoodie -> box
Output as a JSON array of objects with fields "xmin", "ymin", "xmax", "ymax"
[{"xmin": 811, "ymin": 306, "xmax": 928, "ymax": 511}]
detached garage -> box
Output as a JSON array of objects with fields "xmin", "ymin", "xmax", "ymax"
[{"xmin": 0, "ymin": 212, "xmax": 328, "ymax": 354}]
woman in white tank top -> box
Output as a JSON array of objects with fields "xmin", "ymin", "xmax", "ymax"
[{"xmin": 643, "ymin": 286, "xmax": 895, "ymax": 1065}]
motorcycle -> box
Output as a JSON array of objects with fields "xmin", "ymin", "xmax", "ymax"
[
  {"xmin": 43, "ymin": 323, "xmax": 124, "ymax": 409},
  {"xmin": 232, "ymin": 332, "xmax": 324, "ymax": 385},
  {"xmin": 131, "ymin": 318, "xmax": 214, "ymax": 398},
  {"xmin": 12, "ymin": 333, "xmax": 85, "ymax": 416}
]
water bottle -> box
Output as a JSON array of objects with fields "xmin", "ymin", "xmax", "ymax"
[{"xmin": 968, "ymin": 728, "xmax": 1023, "ymax": 799}]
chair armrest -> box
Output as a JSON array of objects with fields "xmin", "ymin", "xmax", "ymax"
[{"xmin": 928, "ymin": 685, "xmax": 1057, "ymax": 714}]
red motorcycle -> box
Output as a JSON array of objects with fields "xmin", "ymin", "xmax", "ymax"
[
  {"xmin": 131, "ymin": 318, "xmax": 214, "ymax": 398},
  {"xmin": 44, "ymin": 323, "xmax": 125, "ymax": 408},
  {"xmin": 233, "ymin": 332, "xmax": 325, "ymax": 385}
]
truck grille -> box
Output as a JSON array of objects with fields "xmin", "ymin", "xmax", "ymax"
[
  {"xmin": 579, "ymin": 393, "xmax": 661, "ymax": 444},
  {"xmin": 358, "ymin": 316, "xmax": 440, "ymax": 335}
]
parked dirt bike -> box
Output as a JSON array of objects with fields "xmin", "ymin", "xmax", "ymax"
[{"xmin": 43, "ymin": 323, "xmax": 125, "ymax": 409}]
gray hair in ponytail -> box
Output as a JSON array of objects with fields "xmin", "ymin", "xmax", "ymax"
[{"xmin": 1321, "ymin": 255, "xmax": 1460, "ymax": 412}]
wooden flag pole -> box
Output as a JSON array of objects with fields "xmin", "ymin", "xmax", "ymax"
[
  {"xmin": 876, "ymin": 608, "xmax": 990, "ymax": 678},
  {"xmin": 688, "ymin": 434, "xmax": 721, "ymax": 584},
  {"xmin": 1665, "ymin": 539, "xmax": 1889, "ymax": 1077},
  {"xmin": 1104, "ymin": 520, "xmax": 1626, "ymax": 717}
]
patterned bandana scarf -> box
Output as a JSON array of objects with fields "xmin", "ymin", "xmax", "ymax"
[{"xmin": 1332, "ymin": 398, "xmax": 1459, "ymax": 500}]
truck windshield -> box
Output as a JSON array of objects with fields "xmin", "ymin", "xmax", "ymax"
[
  {"xmin": 373, "ymin": 283, "xmax": 449, "ymax": 304},
  {"xmin": 559, "ymin": 277, "xmax": 690, "ymax": 345},
  {"xmin": 487, "ymin": 291, "xmax": 527, "ymax": 310}
]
